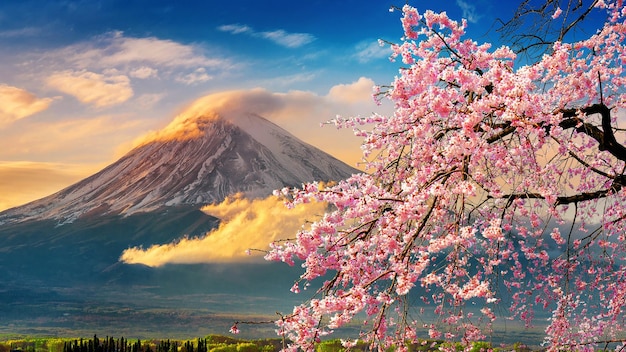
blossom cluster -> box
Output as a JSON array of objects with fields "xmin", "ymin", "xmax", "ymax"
[{"xmin": 261, "ymin": 2, "xmax": 626, "ymax": 351}]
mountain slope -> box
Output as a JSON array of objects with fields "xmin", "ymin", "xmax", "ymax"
[
  {"xmin": 0, "ymin": 111, "xmax": 357, "ymax": 225},
  {"xmin": 0, "ymin": 97, "xmax": 359, "ymax": 338}
]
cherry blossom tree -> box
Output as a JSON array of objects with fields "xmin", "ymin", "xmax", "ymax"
[{"xmin": 262, "ymin": 1, "xmax": 626, "ymax": 350}]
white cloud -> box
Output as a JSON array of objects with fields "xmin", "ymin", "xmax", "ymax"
[
  {"xmin": 46, "ymin": 70, "xmax": 133, "ymax": 108},
  {"xmin": 260, "ymin": 30, "xmax": 315, "ymax": 48},
  {"xmin": 218, "ymin": 24, "xmax": 315, "ymax": 48},
  {"xmin": 0, "ymin": 26, "xmax": 41, "ymax": 38},
  {"xmin": 130, "ymin": 66, "xmax": 158, "ymax": 79},
  {"xmin": 176, "ymin": 67, "xmax": 213, "ymax": 85},
  {"xmin": 456, "ymin": 0, "xmax": 481, "ymax": 23},
  {"xmin": 257, "ymin": 72, "xmax": 317, "ymax": 88},
  {"xmin": 0, "ymin": 84, "xmax": 54, "ymax": 125},
  {"xmin": 354, "ymin": 40, "xmax": 390, "ymax": 63},
  {"xmin": 100, "ymin": 32, "xmax": 226, "ymax": 68},
  {"xmin": 217, "ymin": 24, "xmax": 252, "ymax": 34},
  {"xmin": 47, "ymin": 31, "xmax": 232, "ymax": 76}
]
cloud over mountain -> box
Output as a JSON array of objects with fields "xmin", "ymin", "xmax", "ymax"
[
  {"xmin": 132, "ymin": 80, "xmax": 381, "ymax": 158},
  {"xmin": 0, "ymin": 88, "xmax": 358, "ymax": 224},
  {"xmin": 0, "ymin": 79, "xmax": 391, "ymax": 211},
  {"xmin": 120, "ymin": 194, "xmax": 327, "ymax": 265}
]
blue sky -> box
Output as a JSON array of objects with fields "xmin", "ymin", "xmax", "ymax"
[{"xmin": 0, "ymin": 0, "xmax": 583, "ymax": 210}]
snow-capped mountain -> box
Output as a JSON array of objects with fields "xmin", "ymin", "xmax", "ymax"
[{"xmin": 0, "ymin": 109, "xmax": 357, "ymax": 225}]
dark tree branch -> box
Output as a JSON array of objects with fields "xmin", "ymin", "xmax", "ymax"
[
  {"xmin": 560, "ymin": 104, "xmax": 626, "ymax": 161},
  {"xmin": 493, "ymin": 176, "xmax": 624, "ymax": 206},
  {"xmin": 482, "ymin": 103, "xmax": 626, "ymax": 162},
  {"xmin": 565, "ymin": 148, "xmax": 614, "ymax": 179},
  {"xmin": 496, "ymin": 0, "xmax": 603, "ymax": 58},
  {"xmin": 482, "ymin": 103, "xmax": 626, "ymax": 206},
  {"xmin": 486, "ymin": 123, "xmax": 515, "ymax": 143},
  {"xmin": 558, "ymin": 0, "xmax": 600, "ymax": 41}
]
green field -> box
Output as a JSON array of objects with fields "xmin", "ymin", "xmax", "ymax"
[{"xmin": 0, "ymin": 334, "xmax": 538, "ymax": 352}]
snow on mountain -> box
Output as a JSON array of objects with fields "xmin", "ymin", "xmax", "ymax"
[{"xmin": 0, "ymin": 107, "xmax": 358, "ymax": 225}]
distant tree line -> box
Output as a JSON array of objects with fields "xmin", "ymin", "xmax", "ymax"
[
  {"xmin": 62, "ymin": 336, "xmax": 209, "ymax": 352},
  {"xmin": 0, "ymin": 335, "xmax": 533, "ymax": 352},
  {"xmin": 3, "ymin": 335, "xmax": 282, "ymax": 352}
]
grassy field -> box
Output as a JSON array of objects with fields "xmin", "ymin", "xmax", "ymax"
[{"xmin": 0, "ymin": 334, "xmax": 537, "ymax": 352}]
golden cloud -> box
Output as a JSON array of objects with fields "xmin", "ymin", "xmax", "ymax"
[
  {"xmin": 129, "ymin": 88, "xmax": 293, "ymax": 146},
  {"xmin": 327, "ymin": 77, "xmax": 376, "ymax": 103},
  {"xmin": 0, "ymin": 84, "xmax": 54, "ymax": 125},
  {"xmin": 0, "ymin": 113, "xmax": 144, "ymax": 165},
  {"xmin": 0, "ymin": 161, "xmax": 97, "ymax": 211},
  {"xmin": 46, "ymin": 70, "xmax": 133, "ymax": 108},
  {"xmin": 120, "ymin": 194, "xmax": 327, "ymax": 266}
]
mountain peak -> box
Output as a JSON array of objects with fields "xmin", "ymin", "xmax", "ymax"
[
  {"xmin": 0, "ymin": 94, "xmax": 357, "ymax": 225},
  {"xmin": 135, "ymin": 89, "xmax": 287, "ymax": 146}
]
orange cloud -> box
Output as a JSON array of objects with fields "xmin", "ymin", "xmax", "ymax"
[
  {"xmin": 0, "ymin": 113, "xmax": 144, "ymax": 164},
  {"xmin": 0, "ymin": 84, "xmax": 54, "ymax": 125},
  {"xmin": 129, "ymin": 87, "xmax": 306, "ymax": 146},
  {"xmin": 120, "ymin": 194, "xmax": 327, "ymax": 265},
  {"xmin": 0, "ymin": 161, "xmax": 98, "ymax": 211},
  {"xmin": 46, "ymin": 70, "xmax": 133, "ymax": 108},
  {"xmin": 327, "ymin": 77, "xmax": 376, "ymax": 103}
]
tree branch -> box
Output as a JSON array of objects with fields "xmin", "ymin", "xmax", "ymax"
[
  {"xmin": 493, "ymin": 174, "xmax": 625, "ymax": 206},
  {"xmin": 483, "ymin": 103, "xmax": 626, "ymax": 162},
  {"xmin": 560, "ymin": 103, "xmax": 626, "ymax": 161}
]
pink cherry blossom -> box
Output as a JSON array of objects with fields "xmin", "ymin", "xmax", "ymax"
[
  {"xmin": 265, "ymin": 1, "xmax": 626, "ymax": 350},
  {"xmin": 552, "ymin": 7, "xmax": 563, "ymax": 19}
]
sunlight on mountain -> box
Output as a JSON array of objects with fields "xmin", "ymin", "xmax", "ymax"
[{"xmin": 132, "ymin": 88, "xmax": 289, "ymax": 146}]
